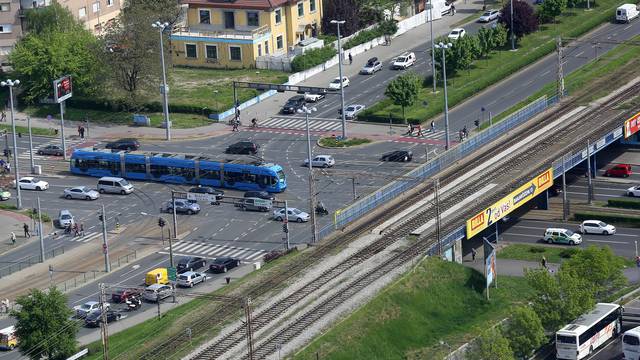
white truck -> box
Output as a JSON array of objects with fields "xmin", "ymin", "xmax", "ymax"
[{"xmin": 616, "ymin": 4, "xmax": 639, "ymax": 23}]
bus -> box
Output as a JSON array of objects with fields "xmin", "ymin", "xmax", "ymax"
[
  {"xmin": 622, "ymin": 326, "xmax": 640, "ymax": 360},
  {"xmin": 70, "ymin": 149, "xmax": 287, "ymax": 193},
  {"xmin": 556, "ymin": 303, "xmax": 622, "ymax": 359},
  {"xmin": 0, "ymin": 326, "xmax": 17, "ymax": 350}
]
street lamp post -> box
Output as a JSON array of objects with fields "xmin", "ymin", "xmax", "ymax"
[
  {"xmin": 331, "ymin": 20, "xmax": 347, "ymax": 139},
  {"xmin": 27, "ymin": 116, "xmax": 34, "ymax": 173},
  {"xmin": 298, "ymin": 106, "xmax": 318, "ymax": 243},
  {"xmin": 510, "ymin": 0, "xmax": 515, "ymax": 51},
  {"xmin": 429, "ymin": 0, "xmax": 436, "ymax": 93},
  {"xmin": 1, "ymin": 79, "xmax": 21, "ymax": 209},
  {"xmin": 152, "ymin": 21, "xmax": 171, "ymax": 141},
  {"xmin": 434, "ymin": 43, "xmax": 452, "ymax": 150}
]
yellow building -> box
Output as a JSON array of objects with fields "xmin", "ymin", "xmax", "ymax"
[{"xmin": 171, "ymin": 0, "xmax": 323, "ymax": 69}]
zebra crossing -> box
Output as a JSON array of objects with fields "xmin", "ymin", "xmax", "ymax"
[
  {"xmin": 16, "ymin": 139, "xmax": 88, "ymax": 162},
  {"xmin": 159, "ymin": 241, "xmax": 267, "ymax": 262},
  {"xmin": 397, "ymin": 129, "xmax": 457, "ymax": 141},
  {"xmin": 64, "ymin": 231, "xmax": 103, "ymax": 243},
  {"xmin": 258, "ymin": 117, "xmax": 343, "ymax": 132}
]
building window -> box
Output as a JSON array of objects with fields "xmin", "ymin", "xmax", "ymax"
[
  {"xmin": 205, "ymin": 45, "xmax": 217, "ymax": 59},
  {"xmin": 230, "ymin": 46, "xmax": 242, "ymax": 61},
  {"xmin": 92, "ymin": 2, "xmax": 100, "ymax": 13},
  {"xmin": 276, "ymin": 35, "xmax": 283, "ymax": 49},
  {"xmin": 247, "ymin": 12, "xmax": 259, "ymax": 27},
  {"xmin": 107, "ymin": 0, "xmax": 113, "ymax": 6},
  {"xmin": 78, "ymin": 7, "xmax": 86, "ymax": 17},
  {"xmin": 0, "ymin": 25, "xmax": 11, "ymax": 33},
  {"xmin": 0, "ymin": 3, "xmax": 10, "ymax": 11},
  {"xmin": 224, "ymin": 11, "xmax": 235, "ymax": 29},
  {"xmin": 264, "ymin": 40, "xmax": 269, "ymax": 54},
  {"xmin": 185, "ymin": 44, "xmax": 197, "ymax": 58},
  {"xmin": 274, "ymin": 9, "xmax": 281, "ymax": 24},
  {"xmin": 199, "ymin": 9, "xmax": 210, "ymax": 24},
  {"xmin": 310, "ymin": 0, "xmax": 316, "ymax": 12},
  {"xmin": 297, "ymin": 2, "xmax": 304, "ymax": 17},
  {"xmin": 257, "ymin": 44, "xmax": 262, "ymax": 56}
]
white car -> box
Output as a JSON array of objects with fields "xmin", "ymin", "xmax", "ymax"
[
  {"xmin": 391, "ymin": 52, "xmax": 416, "ymax": 70},
  {"xmin": 341, "ymin": 104, "xmax": 365, "ymax": 119},
  {"xmin": 273, "ymin": 207, "xmax": 310, "ymax": 222},
  {"xmin": 304, "ymin": 92, "xmax": 325, "ymax": 102},
  {"xmin": 63, "ymin": 186, "xmax": 100, "ymax": 200},
  {"xmin": 74, "ymin": 301, "xmax": 109, "ymax": 318},
  {"xmin": 176, "ymin": 271, "xmax": 207, "ymax": 287},
  {"xmin": 627, "ymin": 185, "xmax": 640, "ymax": 197},
  {"xmin": 17, "ymin": 177, "xmax": 49, "ymax": 191},
  {"xmin": 579, "ymin": 220, "xmax": 616, "ymax": 235},
  {"xmin": 360, "ymin": 58, "xmax": 382, "ymax": 74},
  {"xmin": 304, "ymin": 155, "xmax": 336, "ymax": 168},
  {"xmin": 448, "ymin": 28, "xmax": 466, "ymax": 40},
  {"xmin": 328, "ymin": 76, "xmax": 349, "ymax": 90},
  {"xmin": 478, "ymin": 9, "xmax": 500, "ymax": 22}
]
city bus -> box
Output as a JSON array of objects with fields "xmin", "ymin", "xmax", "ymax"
[
  {"xmin": 556, "ymin": 303, "xmax": 622, "ymax": 359},
  {"xmin": 0, "ymin": 326, "xmax": 17, "ymax": 350},
  {"xmin": 70, "ymin": 149, "xmax": 287, "ymax": 192}
]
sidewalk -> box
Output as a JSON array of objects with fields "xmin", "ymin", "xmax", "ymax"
[{"xmin": 0, "ymin": 208, "xmax": 41, "ymax": 256}]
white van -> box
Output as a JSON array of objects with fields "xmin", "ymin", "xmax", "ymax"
[
  {"xmin": 616, "ymin": 4, "xmax": 639, "ymax": 23},
  {"xmin": 391, "ymin": 52, "xmax": 416, "ymax": 70},
  {"xmin": 623, "ymin": 326, "xmax": 640, "ymax": 360},
  {"xmin": 97, "ymin": 177, "xmax": 134, "ymax": 195}
]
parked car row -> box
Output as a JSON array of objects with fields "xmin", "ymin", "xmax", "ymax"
[{"xmin": 543, "ymin": 220, "xmax": 616, "ymax": 245}]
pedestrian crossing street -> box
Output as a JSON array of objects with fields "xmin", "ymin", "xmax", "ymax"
[
  {"xmin": 397, "ymin": 130, "xmax": 458, "ymax": 141},
  {"xmin": 63, "ymin": 231, "xmax": 103, "ymax": 243},
  {"xmin": 16, "ymin": 138, "xmax": 88, "ymax": 162},
  {"xmin": 258, "ymin": 117, "xmax": 343, "ymax": 132},
  {"xmin": 159, "ymin": 241, "xmax": 267, "ymax": 262}
]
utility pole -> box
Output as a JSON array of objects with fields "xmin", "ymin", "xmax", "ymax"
[
  {"xmin": 429, "ymin": 0, "xmax": 436, "ymax": 93},
  {"xmin": 101, "ymin": 204, "xmax": 110, "ymax": 273},
  {"xmin": 171, "ymin": 191, "xmax": 178, "ymax": 245},
  {"xmin": 303, "ymin": 107, "xmax": 317, "ymax": 243},
  {"xmin": 562, "ymin": 154, "xmax": 568, "ymax": 221},
  {"xmin": 587, "ymin": 139, "xmax": 593, "ymax": 205},
  {"xmin": 27, "ymin": 116, "xmax": 34, "ymax": 173},
  {"xmin": 233, "ymin": 82, "xmax": 239, "ymax": 125},
  {"xmin": 99, "ymin": 283, "xmax": 109, "ymax": 360},
  {"xmin": 152, "ymin": 21, "xmax": 171, "ymax": 141},
  {"xmin": 283, "ymin": 200, "xmax": 290, "ymax": 250},
  {"xmin": 510, "ymin": 0, "xmax": 515, "ymax": 51},
  {"xmin": 245, "ymin": 297, "xmax": 254, "ymax": 360},
  {"xmin": 352, "ymin": 177, "xmax": 357, "ymax": 200},
  {"xmin": 434, "ymin": 179, "xmax": 441, "ymax": 256},
  {"xmin": 556, "ymin": 36, "xmax": 565, "ymax": 98},
  {"xmin": 37, "ymin": 197, "xmax": 44, "ymax": 262},
  {"xmin": 331, "ymin": 19, "xmax": 347, "ymax": 139}
]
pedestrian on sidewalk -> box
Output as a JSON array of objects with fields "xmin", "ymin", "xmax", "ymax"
[
  {"xmin": 10, "ymin": 231, "xmax": 15, "ymax": 245},
  {"xmin": 4, "ymin": 162, "xmax": 9, "ymax": 173},
  {"xmin": 232, "ymin": 120, "xmax": 239, "ymax": 132},
  {"xmin": 462, "ymin": 126, "xmax": 468, "ymax": 139},
  {"xmin": 430, "ymin": 120, "xmax": 435, "ymax": 132},
  {"xmin": 77, "ymin": 125, "xmax": 82, "ymax": 137},
  {"xmin": 416, "ymin": 124, "xmax": 424, "ymax": 137},
  {"xmin": 73, "ymin": 223, "xmax": 79, "ymax": 237},
  {"xmin": 80, "ymin": 223, "xmax": 84, "ymax": 237},
  {"xmin": 0, "ymin": 110, "xmax": 5, "ymax": 122},
  {"xmin": 23, "ymin": 223, "xmax": 30, "ymax": 238},
  {"xmin": 406, "ymin": 123, "xmax": 414, "ymax": 135},
  {"xmin": 471, "ymin": 248, "xmax": 477, "ymax": 262},
  {"xmin": 541, "ymin": 256, "xmax": 547, "ymax": 269},
  {"xmin": 79, "ymin": 126, "xmax": 85, "ymax": 139},
  {"xmin": 459, "ymin": 129, "xmax": 464, "ymax": 142},
  {"xmin": 451, "ymin": 3, "xmax": 456, "ymax": 15},
  {"xmin": 348, "ymin": 53, "xmax": 353, "ymax": 65}
]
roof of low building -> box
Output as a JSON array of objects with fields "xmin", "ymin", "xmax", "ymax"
[{"xmin": 181, "ymin": 0, "xmax": 292, "ymax": 10}]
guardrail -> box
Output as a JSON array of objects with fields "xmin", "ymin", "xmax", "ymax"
[
  {"xmin": 0, "ymin": 245, "xmax": 65, "ymax": 279},
  {"xmin": 552, "ymin": 126, "xmax": 624, "ymax": 177},
  {"xmin": 54, "ymin": 250, "xmax": 137, "ymax": 293},
  {"xmin": 329, "ymin": 94, "xmax": 560, "ymax": 234}
]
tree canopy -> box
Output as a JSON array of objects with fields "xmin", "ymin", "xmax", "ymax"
[
  {"xmin": 561, "ymin": 245, "xmax": 627, "ymax": 299},
  {"xmin": 12, "ymin": 288, "xmax": 78, "ymax": 360},
  {"xmin": 499, "ymin": 1, "xmax": 539, "ymax": 42},
  {"xmin": 385, "ymin": 72, "xmax": 421, "ymax": 122},
  {"xmin": 504, "ymin": 306, "xmax": 547, "ymax": 358},
  {"xmin": 467, "ymin": 328, "xmax": 515, "ymax": 360},
  {"xmin": 539, "ymin": 0, "xmax": 568, "ymax": 23}
]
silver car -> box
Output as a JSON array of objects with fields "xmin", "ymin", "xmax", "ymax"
[
  {"xmin": 143, "ymin": 284, "xmax": 174, "ymax": 302},
  {"xmin": 64, "ymin": 186, "xmax": 100, "ymax": 200},
  {"xmin": 177, "ymin": 271, "xmax": 207, "ymax": 287},
  {"xmin": 163, "ymin": 199, "xmax": 200, "ymax": 215},
  {"xmin": 273, "ymin": 207, "xmax": 310, "ymax": 223},
  {"xmin": 57, "ymin": 209, "xmax": 75, "ymax": 228}
]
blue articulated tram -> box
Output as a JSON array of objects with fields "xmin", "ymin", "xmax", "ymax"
[{"xmin": 70, "ymin": 149, "xmax": 287, "ymax": 192}]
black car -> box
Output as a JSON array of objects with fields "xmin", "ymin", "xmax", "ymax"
[
  {"xmin": 281, "ymin": 95, "xmax": 306, "ymax": 114},
  {"xmin": 177, "ymin": 256, "xmax": 206, "ymax": 273},
  {"xmin": 105, "ymin": 138, "xmax": 140, "ymax": 151},
  {"xmin": 225, "ymin": 141, "xmax": 259, "ymax": 155},
  {"xmin": 244, "ymin": 191, "xmax": 275, "ymax": 200},
  {"xmin": 209, "ymin": 256, "xmax": 240, "ymax": 273},
  {"xmin": 85, "ymin": 309, "xmax": 122, "ymax": 327},
  {"xmin": 380, "ymin": 150, "xmax": 413, "ymax": 162},
  {"xmin": 36, "ymin": 145, "xmax": 64, "ymax": 156},
  {"xmin": 189, "ymin": 186, "xmax": 224, "ymax": 200}
]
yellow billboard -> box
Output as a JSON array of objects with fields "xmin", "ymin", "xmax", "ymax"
[{"xmin": 466, "ymin": 168, "xmax": 554, "ymax": 239}]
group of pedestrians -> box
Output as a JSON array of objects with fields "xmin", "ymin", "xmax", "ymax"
[
  {"xmin": 64, "ymin": 223, "xmax": 84, "ymax": 237},
  {"xmin": 458, "ymin": 127, "xmax": 468, "ymax": 141},
  {"xmin": 405, "ymin": 121, "xmax": 436, "ymax": 137},
  {"xmin": 0, "ymin": 159, "xmax": 10, "ymax": 174}
]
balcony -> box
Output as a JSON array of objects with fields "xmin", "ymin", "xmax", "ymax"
[{"xmin": 172, "ymin": 24, "xmax": 270, "ymax": 41}]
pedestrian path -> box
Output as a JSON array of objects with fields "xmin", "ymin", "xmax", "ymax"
[
  {"xmin": 257, "ymin": 117, "xmax": 343, "ymax": 132},
  {"xmin": 159, "ymin": 241, "xmax": 267, "ymax": 262},
  {"xmin": 396, "ymin": 129, "xmax": 458, "ymax": 141},
  {"xmin": 16, "ymin": 138, "xmax": 91, "ymax": 162},
  {"xmin": 64, "ymin": 231, "xmax": 102, "ymax": 243}
]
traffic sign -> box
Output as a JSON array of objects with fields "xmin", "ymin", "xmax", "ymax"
[
  {"xmin": 168, "ymin": 267, "xmax": 177, "ymax": 281},
  {"xmin": 187, "ymin": 192, "xmax": 217, "ymax": 202}
]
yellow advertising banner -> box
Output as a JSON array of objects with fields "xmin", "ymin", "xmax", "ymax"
[{"xmin": 466, "ymin": 168, "xmax": 554, "ymax": 239}]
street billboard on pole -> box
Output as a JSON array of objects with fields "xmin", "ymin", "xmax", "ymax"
[{"xmin": 53, "ymin": 75, "xmax": 73, "ymax": 103}]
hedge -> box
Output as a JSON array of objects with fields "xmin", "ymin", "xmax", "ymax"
[
  {"xmin": 607, "ymin": 198, "xmax": 640, "ymax": 210},
  {"xmin": 574, "ymin": 212, "xmax": 640, "ymax": 226},
  {"xmin": 342, "ymin": 21, "xmax": 397, "ymax": 50},
  {"xmin": 68, "ymin": 97, "xmax": 213, "ymax": 116},
  {"xmin": 291, "ymin": 46, "xmax": 337, "ymax": 72}
]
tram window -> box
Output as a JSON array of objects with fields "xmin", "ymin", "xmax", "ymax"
[
  {"xmin": 271, "ymin": 176, "xmax": 277, "ymax": 185},
  {"xmin": 200, "ymin": 169, "xmax": 220, "ymax": 179},
  {"xmin": 243, "ymin": 173, "xmax": 257, "ymax": 184},
  {"xmin": 150, "ymin": 165, "xmax": 170, "ymax": 177},
  {"xmin": 125, "ymin": 163, "xmax": 146, "ymax": 173},
  {"xmin": 276, "ymin": 170, "xmax": 285, "ymax": 180},
  {"xmin": 176, "ymin": 167, "xmax": 195, "ymax": 180},
  {"xmin": 224, "ymin": 171, "xmax": 243, "ymax": 183},
  {"xmin": 257, "ymin": 174, "xmax": 270, "ymax": 185}
]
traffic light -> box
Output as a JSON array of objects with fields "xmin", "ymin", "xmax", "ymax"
[
  {"xmin": 474, "ymin": 119, "xmax": 479, "ymax": 127},
  {"xmin": 158, "ymin": 218, "xmax": 166, "ymax": 228},
  {"xmin": 282, "ymin": 224, "xmax": 288, "ymax": 233}
]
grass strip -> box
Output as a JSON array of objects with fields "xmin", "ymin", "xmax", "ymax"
[
  {"xmin": 574, "ymin": 211, "xmax": 640, "ymax": 227},
  {"xmin": 0, "ymin": 123, "xmax": 57, "ymax": 137},
  {"xmin": 294, "ymin": 258, "xmax": 532, "ymax": 360},
  {"xmin": 498, "ymin": 243, "xmax": 580, "ymax": 264},
  {"xmin": 319, "ymin": 137, "xmax": 372, "ymax": 147}
]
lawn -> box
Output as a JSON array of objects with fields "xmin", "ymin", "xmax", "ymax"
[
  {"xmin": 319, "ymin": 137, "xmax": 372, "ymax": 147},
  {"xmin": 294, "ymin": 258, "xmax": 532, "ymax": 360},
  {"xmin": 0, "ymin": 123, "xmax": 57, "ymax": 137},
  {"xmin": 498, "ymin": 243, "xmax": 637, "ymax": 268},
  {"xmin": 361, "ymin": 0, "xmax": 628, "ymax": 124}
]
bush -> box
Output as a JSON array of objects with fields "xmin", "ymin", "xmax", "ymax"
[
  {"xmin": 291, "ymin": 46, "xmax": 337, "ymax": 72},
  {"xmin": 574, "ymin": 212, "xmax": 640, "ymax": 226},
  {"xmin": 529, "ymin": 246, "xmax": 546, "ymax": 253},
  {"xmin": 319, "ymin": 137, "xmax": 371, "ymax": 147},
  {"xmin": 607, "ymin": 198, "xmax": 640, "ymax": 210},
  {"xmin": 342, "ymin": 20, "xmax": 397, "ymax": 50},
  {"xmin": 559, "ymin": 248, "xmax": 579, "ymax": 259},
  {"xmin": 67, "ymin": 97, "xmax": 213, "ymax": 116}
]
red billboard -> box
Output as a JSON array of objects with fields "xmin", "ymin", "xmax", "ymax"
[
  {"xmin": 53, "ymin": 75, "xmax": 73, "ymax": 103},
  {"xmin": 624, "ymin": 111, "xmax": 640, "ymax": 139}
]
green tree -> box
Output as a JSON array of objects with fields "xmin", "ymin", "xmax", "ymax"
[
  {"xmin": 492, "ymin": 23, "xmax": 509, "ymax": 48},
  {"xmin": 504, "ymin": 306, "xmax": 547, "ymax": 359},
  {"xmin": 384, "ymin": 72, "xmax": 421, "ymax": 122},
  {"xmin": 477, "ymin": 27, "xmax": 494, "ymax": 58},
  {"xmin": 433, "ymin": 37, "xmax": 458, "ymax": 77},
  {"xmin": 467, "ymin": 328, "xmax": 515, "ymax": 360},
  {"xmin": 9, "ymin": 3, "xmax": 102, "ymax": 103},
  {"xmin": 539, "ymin": 0, "xmax": 568, "ymax": 23},
  {"xmin": 561, "ymin": 245, "xmax": 627, "ymax": 299},
  {"xmin": 499, "ymin": 1, "xmax": 539, "ymax": 43},
  {"xmin": 100, "ymin": 0, "xmax": 180, "ymax": 106},
  {"xmin": 12, "ymin": 288, "xmax": 78, "ymax": 360},
  {"xmin": 525, "ymin": 268, "xmax": 595, "ymax": 331},
  {"xmin": 452, "ymin": 36, "xmax": 480, "ymax": 74}
]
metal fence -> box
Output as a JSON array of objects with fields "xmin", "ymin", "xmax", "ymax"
[
  {"xmin": 0, "ymin": 245, "xmax": 65, "ymax": 279},
  {"xmin": 54, "ymin": 250, "xmax": 137, "ymax": 293},
  {"xmin": 552, "ymin": 126, "xmax": 624, "ymax": 178},
  {"xmin": 330, "ymin": 94, "xmax": 560, "ymax": 233}
]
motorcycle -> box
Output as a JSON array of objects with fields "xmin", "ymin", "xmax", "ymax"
[
  {"xmin": 315, "ymin": 203, "xmax": 329, "ymax": 216},
  {"xmin": 125, "ymin": 296, "xmax": 142, "ymax": 311}
]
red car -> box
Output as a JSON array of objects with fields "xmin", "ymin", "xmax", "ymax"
[{"xmin": 604, "ymin": 164, "xmax": 632, "ymax": 178}]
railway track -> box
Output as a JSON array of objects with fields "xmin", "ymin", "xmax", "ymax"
[{"xmin": 138, "ymin": 81, "xmax": 640, "ymax": 360}]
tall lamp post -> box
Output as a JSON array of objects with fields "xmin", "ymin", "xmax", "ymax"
[
  {"xmin": 152, "ymin": 21, "xmax": 171, "ymax": 141},
  {"xmin": 298, "ymin": 106, "xmax": 318, "ymax": 243},
  {"xmin": 510, "ymin": 0, "xmax": 515, "ymax": 51},
  {"xmin": 434, "ymin": 43, "xmax": 452, "ymax": 150},
  {"xmin": 1, "ymin": 79, "xmax": 21, "ymax": 209},
  {"xmin": 331, "ymin": 19, "xmax": 347, "ymax": 139},
  {"xmin": 429, "ymin": 0, "xmax": 436, "ymax": 93}
]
